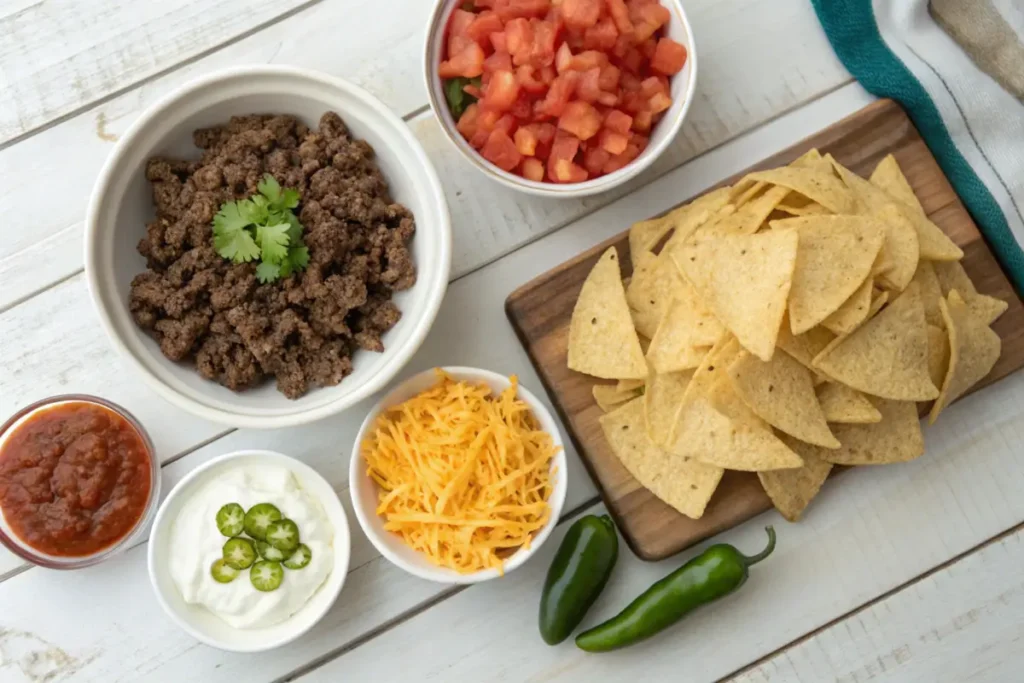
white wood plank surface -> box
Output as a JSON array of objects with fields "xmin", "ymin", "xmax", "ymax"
[
  {"xmin": 733, "ymin": 527, "xmax": 1024, "ymax": 683},
  {"xmin": 0, "ymin": 84, "xmax": 879, "ymax": 682},
  {"xmin": 0, "ymin": 0, "xmax": 848, "ymax": 312},
  {"xmin": 0, "ymin": 0, "xmax": 316, "ymax": 145}
]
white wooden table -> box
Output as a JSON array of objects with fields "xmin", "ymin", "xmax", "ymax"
[{"xmin": 2, "ymin": 1, "xmax": 1023, "ymax": 681}]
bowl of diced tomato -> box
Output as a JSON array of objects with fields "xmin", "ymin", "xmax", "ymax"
[{"xmin": 425, "ymin": 0, "xmax": 695, "ymax": 196}]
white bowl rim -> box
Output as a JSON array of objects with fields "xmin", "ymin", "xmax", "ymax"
[
  {"xmin": 423, "ymin": 0, "xmax": 699, "ymax": 198},
  {"xmin": 85, "ymin": 64, "xmax": 452, "ymax": 429},
  {"xmin": 147, "ymin": 449, "xmax": 351, "ymax": 652},
  {"xmin": 349, "ymin": 366, "xmax": 569, "ymax": 584}
]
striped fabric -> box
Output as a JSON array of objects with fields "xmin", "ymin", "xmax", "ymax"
[{"xmin": 812, "ymin": 0, "xmax": 1024, "ymax": 292}]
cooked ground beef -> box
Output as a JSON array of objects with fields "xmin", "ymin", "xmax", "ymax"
[{"xmin": 129, "ymin": 112, "xmax": 416, "ymax": 399}]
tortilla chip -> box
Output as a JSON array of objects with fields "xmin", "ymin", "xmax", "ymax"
[
  {"xmin": 822, "ymin": 277, "xmax": 874, "ymax": 335},
  {"xmin": 932, "ymin": 260, "xmax": 1009, "ymax": 325},
  {"xmin": 816, "ymin": 382, "xmax": 882, "ymax": 424},
  {"xmin": 617, "ymin": 379, "xmax": 645, "ymax": 392},
  {"xmin": 626, "ymin": 251, "xmax": 680, "ymax": 338},
  {"xmin": 777, "ymin": 319, "xmax": 836, "ymax": 370},
  {"xmin": 644, "ymin": 370, "xmax": 692, "ymax": 445},
  {"xmin": 669, "ymin": 391, "xmax": 804, "ymax": 471},
  {"xmin": 758, "ymin": 436, "xmax": 834, "ymax": 521},
  {"xmin": 821, "ymin": 398, "xmax": 924, "ymax": 465},
  {"xmin": 790, "ymin": 148, "xmax": 827, "ymax": 171},
  {"xmin": 629, "ymin": 216, "xmax": 674, "ymax": 268},
  {"xmin": 600, "ymin": 399, "xmax": 723, "ymax": 520},
  {"xmin": 813, "ymin": 283, "xmax": 938, "ymax": 401},
  {"xmin": 709, "ymin": 185, "xmax": 790, "ymax": 236},
  {"xmin": 776, "ymin": 199, "xmax": 830, "ymax": 217},
  {"xmin": 593, "ymin": 384, "xmax": 639, "ymax": 412},
  {"xmin": 868, "ymin": 155, "xmax": 963, "ymax": 262},
  {"xmin": 926, "ymin": 323, "xmax": 950, "ymax": 392},
  {"xmin": 673, "ymin": 229, "xmax": 799, "ymax": 361},
  {"xmin": 728, "ymin": 349, "xmax": 839, "ymax": 447},
  {"xmin": 732, "ymin": 181, "xmax": 768, "ymax": 207},
  {"xmin": 869, "ymin": 154, "xmax": 918, "ymax": 207},
  {"xmin": 646, "ymin": 294, "xmax": 722, "ymax": 374},
  {"xmin": 743, "ymin": 167, "xmax": 857, "ymax": 214},
  {"xmin": 910, "ymin": 260, "xmax": 944, "ymax": 327},
  {"xmin": 772, "ymin": 216, "xmax": 885, "ymax": 334},
  {"xmin": 660, "ymin": 187, "xmax": 734, "ymax": 253},
  {"xmin": 929, "ymin": 290, "xmax": 1001, "ymax": 423},
  {"xmin": 826, "ymin": 158, "xmax": 920, "ymax": 290},
  {"xmin": 568, "ymin": 247, "xmax": 647, "ymax": 379}
]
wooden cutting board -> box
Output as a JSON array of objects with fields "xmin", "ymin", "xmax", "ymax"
[{"xmin": 505, "ymin": 99, "xmax": 1024, "ymax": 561}]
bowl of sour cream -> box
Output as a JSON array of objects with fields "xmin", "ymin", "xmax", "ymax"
[{"xmin": 148, "ymin": 450, "xmax": 350, "ymax": 652}]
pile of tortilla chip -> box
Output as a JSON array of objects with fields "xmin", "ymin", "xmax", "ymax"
[{"xmin": 568, "ymin": 150, "xmax": 1006, "ymax": 523}]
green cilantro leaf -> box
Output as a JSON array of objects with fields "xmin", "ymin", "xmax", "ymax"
[
  {"xmin": 211, "ymin": 176, "xmax": 307, "ymax": 281},
  {"xmin": 257, "ymin": 175, "xmax": 282, "ymax": 205},
  {"xmin": 214, "ymin": 226, "xmax": 261, "ymax": 263},
  {"xmin": 256, "ymin": 223, "xmax": 291, "ymax": 264},
  {"xmin": 255, "ymin": 261, "xmax": 281, "ymax": 284}
]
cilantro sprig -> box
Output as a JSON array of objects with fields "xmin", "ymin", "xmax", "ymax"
[{"xmin": 212, "ymin": 175, "xmax": 309, "ymax": 283}]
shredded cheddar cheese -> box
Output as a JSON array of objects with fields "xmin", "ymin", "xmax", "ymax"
[{"xmin": 362, "ymin": 371, "xmax": 559, "ymax": 574}]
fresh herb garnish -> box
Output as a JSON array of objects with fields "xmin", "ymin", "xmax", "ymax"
[
  {"xmin": 212, "ymin": 175, "xmax": 308, "ymax": 283},
  {"xmin": 444, "ymin": 76, "xmax": 482, "ymax": 119}
]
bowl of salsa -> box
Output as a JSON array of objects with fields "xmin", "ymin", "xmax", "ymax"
[{"xmin": 0, "ymin": 395, "xmax": 160, "ymax": 569}]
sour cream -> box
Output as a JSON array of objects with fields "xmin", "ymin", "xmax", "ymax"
[{"xmin": 168, "ymin": 464, "xmax": 334, "ymax": 629}]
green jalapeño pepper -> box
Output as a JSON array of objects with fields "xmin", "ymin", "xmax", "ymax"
[
  {"xmin": 539, "ymin": 514, "xmax": 619, "ymax": 645},
  {"xmin": 576, "ymin": 526, "xmax": 776, "ymax": 652}
]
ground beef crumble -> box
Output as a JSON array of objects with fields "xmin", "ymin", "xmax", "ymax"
[{"xmin": 129, "ymin": 112, "xmax": 417, "ymax": 399}]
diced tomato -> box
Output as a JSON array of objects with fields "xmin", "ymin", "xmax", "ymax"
[
  {"xmin": 522, "ymin": 157, "xmax": 546, "ymax": 181},
  {"xmin": 510, "ymin": 93, "xmax": 533, "ymax": 119},
  {"xmin": 505, "ymin": 18, "xmax": 534, "ymax": 63},
  {"xmin": 535, "ymin": 71, "xmax": 579, "ymax": 117},
  {"xmin": 561, "ymin": 0, "xmax": 602, "ymax": 30},
  {"xmin": 517, "ymin": 65, "xmax": 547, "ymax": 93},
  {"xmin": 558, "ymin": 100, "xmax": 602, "ymax": 140},
  {"xmin": 606, "ymin": 0, "xmax": 634, "ymax": 35},
  {"xmin": 539, "ymin": 65, "xmax": 556, "ymax": 84},
  {"xmin": 620, "ymin": 71, "xmax": 641, "ymax": 91},
  {"xmin": 620, "ymin": 90, "xmax": 646, "ymax": 113},
  {"xmin": 525, "ymin": 18, "xmax": 559, "ymax": 66},
  {"xmin": 439, "ymin": 43, "xmax": 486, "ymax": 78},
  {"xmin": 550, "ymin": 158, "xmax": 589, "ymax": 182},
  {"xmin": 599, "ymin": 128, "xmax": 629, "ymax": 155},
  {"xmin": 567, "ymin": 50, "xmax": 606, "ymax": 72},
  {"xmin": 481, "ymin": 128, "xmax": 523, "ymax": 171},
  {"xmin": 639, "ymin": 37, "xmax": 657, "ymax": 60},
  {"xmin": 494, "ymin": 0, "xmax": 552, "ymax": 20},
  {"xmin": 576, "ymin": 67, "xmax": 603, "ymax": 102},
  {"xmin": 639, "ymin": 76, "xmax": 665, "ymax": 98},
  {"xmin": 490, "ymin": 30, "xmax": 509, "ymax": 53},
  {"xmin": 648, "ymin": 91, "xmax": 672, "ymax": 114},
  {"xmin": 514, "ymin": 126, "xmax": 539, "ymax": 155},
  {"xmin": 630, "ymin": 2, "xmax": 669, "ymax": 42},
  {"xmin": 597, "ymin": 64, "xmax": 621, "ymax": 91},
  {"xmin": 555, "ymin": 42, "xmax": 574, "ymax": 73},
  {"xmin": 468, "ymin": 107, "xmax": 500, "ymax": 148},
  {"xmin": 456, "ymin": 103, "xmax": 482, "ymax": 140},
  {"xmin": 602, "ymin": 139, "xmax": 642, "ymax": 173},
  {"xmin": 481, "ymin": 70, "xmax": 522, "ymax": 111},
  {"xmin": 463, "ymin": 83, "xmax": 485, "ymax": 99},
  {"xmin": 633, "ymin": 133, "xmax": 649, "ymax": 152},
  {"xmin": 495, "ymin": 113, "xmax": 517, "ymax": 134},
  {"xmin": 583, "ymin": 144, "xmax": 611, "ymax": 175},
  {"xmin": 650, "ymin": 37, "xmax": 687, "ymax": 75},
  {"xmin": 484, "ymin": 50, "xmax": 514, "ymax": 73},
  {"xmin": 603, "ymin": 108, "xmax": 633, "ymax": 134},
  {"xmin": 448, "ymin": 9, "xmax": 477, "ymax": 57},
  {"xmin": 620, "ymin": 46, "xmax": 643, "ymax": 74},
  {"xmin": 467, "ymin": 11, "xmax": 505, "ymax": 47},
  {"xmin": 612, "ymin": 32, "xmax": 633, "ymax": 59},
  {"xmin": 632, "ymin": 108, "xmax": 653, "ymax": 132},
  {"xmin": 584, "ymin": 17, "xmax": 619, "ymax": 51}
]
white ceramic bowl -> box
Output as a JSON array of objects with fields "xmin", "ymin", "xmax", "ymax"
[
  {"xmin": 424, "ymin": 0, "xmax": 697, "ymax": 197},
  {"xmin": 86, "ymin": 66, "xmax": 452, "ymax": 429},
  {"xmin": 148, "ymin": 450, "xmax": 350, "ymax": 652},
  {"xmin": 350, "ymin": 367, "xmax": 568, "ymax": 584}
]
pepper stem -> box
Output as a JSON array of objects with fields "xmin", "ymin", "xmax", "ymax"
[{"xmin": 740, "ymin": 526, "xmax": 776, "ymax": 566}]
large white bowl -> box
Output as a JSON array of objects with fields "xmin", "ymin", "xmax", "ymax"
[
  {"xmin": 424, "ymin": 0, "xmax": 698, "ymax": 198},
  {"xmin": 350, "ymin": 367, "xmax": 568, "ymax": 584},
  {"xmin": 86, "ymin": 66, "xmax": 452, "ymax": 428},
  {"xmin": 148, "ymin": 450, "xmax": 351, "ymax": 652}
]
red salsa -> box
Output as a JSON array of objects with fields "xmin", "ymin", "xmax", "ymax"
[{"xmin": 0, "ymin": 401, "xmax": 153, "ymax": 557}]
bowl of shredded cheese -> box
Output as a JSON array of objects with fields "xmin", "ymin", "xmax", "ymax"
[{"xmin": 350, "ymin": 367, "xmax": 567, "ymax": 584}]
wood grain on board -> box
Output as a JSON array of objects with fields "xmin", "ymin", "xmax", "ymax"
[{"xmin": 506, "ymin": 99, "xmax": 1024, "ymax": 561}]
